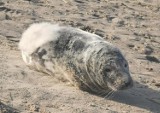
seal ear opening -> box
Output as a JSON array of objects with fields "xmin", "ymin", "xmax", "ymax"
[{"xmin": 124, "ymin": 63, "xmax": 127, "ymax": 68}]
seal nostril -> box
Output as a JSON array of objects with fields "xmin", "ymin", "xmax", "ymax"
[
  {"xmin": 125, "ymin": 82, "xmax": 130, "ymax": 87},
  {"xmin": 125, "ymin": 79, "xmax": 133, "ymax": 87}
]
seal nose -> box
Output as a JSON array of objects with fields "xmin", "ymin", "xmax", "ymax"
[{"xmin": 125, "ymin": 78, "xmax": 133, "ymax": 88}]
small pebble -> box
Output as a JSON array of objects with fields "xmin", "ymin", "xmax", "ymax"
[
  {"xmin": 155, "ymin": 83, "xmax": 160, "ymax": 87},
  {"xmin": 127, "ymin": 44, "xmax": 135, "ymax": 48},
  {"xmin": 151, "ymin": 79, "xmax": 156, "ymax": 83},
  {"xmin": 0, "ymin": 13, "xmax": 6, "ymax": 20},
  {"xmin": 89, "ymin": 103, "xmax": 97, "ymax": 107},
  {"xmin": 146, "ymin": 67, "xmax": 153, "ymax": 71}
]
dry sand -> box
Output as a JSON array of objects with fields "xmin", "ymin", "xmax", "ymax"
[{"xmin": 0, "ymin": 0, "xmax": 160, "ymax": 113}]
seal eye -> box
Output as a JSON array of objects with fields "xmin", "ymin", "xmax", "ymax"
[
  {"xmin": 124, "ymin": 64, "xmax": 127, "ymax": 68},
  {"xmin": 105, "ymin": 68, "xmax": 111, "ymax": 72}
]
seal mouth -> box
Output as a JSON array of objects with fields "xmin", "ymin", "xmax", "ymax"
[
  {"xmin": 106, "ymin": 75, "xmax": 133, "ymax": 91},
  {"xmin": 107, "ymin": 82, "xmax": 118, "ymax": 91}
]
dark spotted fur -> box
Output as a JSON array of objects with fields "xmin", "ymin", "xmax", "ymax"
[{"xmin": 29, "ymin": 27, "xmax": 133, "ymax": 94}]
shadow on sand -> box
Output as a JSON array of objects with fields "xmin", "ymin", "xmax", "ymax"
[
  {"xmin": 108, "ymin": 82, "xmax": 160, "ymax": 113},
  {"xmin": 0, "ymin": 101, "xmax": 19, "ymax": 113}
]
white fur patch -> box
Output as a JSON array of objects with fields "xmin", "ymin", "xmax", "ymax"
[
  {"xmin": 21, "ymin": 51, "xmax": 32, "ymax": 65},
  {"xmin": 19, "ymin": 22, "xmax": 61, "ymax": 54}
]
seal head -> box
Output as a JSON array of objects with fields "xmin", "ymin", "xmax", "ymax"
[
  {"xmin": 101, "ymin": 51, "xmax": 133, "ymax": 91},
  {"xmin": 84, "ymin": 43, "xmax": 133, "ymax": 93}
]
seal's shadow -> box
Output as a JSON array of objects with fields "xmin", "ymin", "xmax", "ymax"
[
  {"xmin": 0, "ymin": 101, "xmax": 19, "ymax": 113},
  {"xmin": 107, "ymin": 82, "xmax": 160, "ymax": 112}
]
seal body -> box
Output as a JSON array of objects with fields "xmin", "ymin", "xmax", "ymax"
[{"xmin": 19, "ymin": 22, "xmax": 133, "ymax": 94}]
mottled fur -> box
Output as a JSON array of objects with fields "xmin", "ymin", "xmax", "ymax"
[{"xmin": 19, "ymin": 22, "xmax": 133, "ymax": 94}]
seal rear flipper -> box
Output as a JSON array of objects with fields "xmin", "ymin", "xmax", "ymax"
[{"xmin": 30, "ymin": 47, "xmax": 55, "ymax": 75}]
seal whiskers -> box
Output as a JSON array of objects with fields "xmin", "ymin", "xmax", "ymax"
[{"xmin": 102, "ymin": 89, "xmax": 115, "ymax": 99}]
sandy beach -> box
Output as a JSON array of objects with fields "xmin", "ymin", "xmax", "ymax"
[{"xmin": 0, "ymin": 0, "xmax": 160, "ymax": 113}]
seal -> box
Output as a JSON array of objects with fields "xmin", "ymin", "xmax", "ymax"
[{"xmin": 19, "ymin": 22, "xmax": 133, "ymax": 94}]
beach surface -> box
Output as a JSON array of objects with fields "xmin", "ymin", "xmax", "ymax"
[{"xmin": 0, "ymin": 0, "xmax": 160, "ymax": 112}]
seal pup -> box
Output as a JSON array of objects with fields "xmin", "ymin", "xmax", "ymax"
[{"xmin": 19, "ymin": 22, "xmax": 133, "ymax": 94}]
